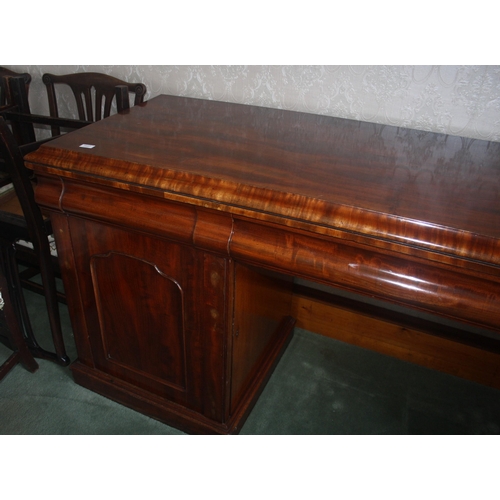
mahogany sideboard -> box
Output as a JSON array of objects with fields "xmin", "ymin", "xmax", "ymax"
[{"xmin": 26, "ymin": 95, "xmax": 500, "ymax": 434}]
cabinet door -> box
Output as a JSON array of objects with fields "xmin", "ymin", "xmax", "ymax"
[{"xmin": 67, "ymin": 217, "xmax": 229, "ymax": 421}]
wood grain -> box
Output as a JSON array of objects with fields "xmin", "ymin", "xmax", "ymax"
[
  {"xmin": 292, "ymin": 289, "xmax": 500, "ymax": 389},
  {"xmin": 27, "ymin": 95, "xmax": 500, "ymax": 433}
]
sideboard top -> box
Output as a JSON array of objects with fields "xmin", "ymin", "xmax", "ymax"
[{"xmin": 26, "ymin": 94, "xmax": 500, "ymax": 265}]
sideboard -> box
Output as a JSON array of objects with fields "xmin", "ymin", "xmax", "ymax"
[{"xmin": 26, "ymin": 95, "xmax": 500, "ymax": 434}]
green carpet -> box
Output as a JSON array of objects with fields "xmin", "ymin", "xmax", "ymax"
[{"xmin": 1, "ymin": 284, "xmax": 500, "ymax": 435}]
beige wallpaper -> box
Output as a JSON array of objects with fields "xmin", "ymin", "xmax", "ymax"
[{"xmin": 5, "ymin": 65, "xmax": 500, "ymax": 142}]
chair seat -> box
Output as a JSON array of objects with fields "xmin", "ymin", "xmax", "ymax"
[
  {"xmin": 17, "ymin": 236, "xmax": 58, "ymax": 257},
  {"xmin": 0, "ymin": 183, "xmax": 60, "ymax": 275},
  {"xmin": 0, "ymin": 182, "xmax": 49, "ymax": 230},
  {"xmin": 0, "ymin": 184, "xmax": 26, "ymax": 228}
]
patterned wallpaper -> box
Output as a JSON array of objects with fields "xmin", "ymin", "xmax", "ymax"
[{"xmin": 5, "ymin": 65, "xmax": 500, "ymax": 142}]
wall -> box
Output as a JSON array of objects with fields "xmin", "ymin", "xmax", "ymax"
[{"xmin": 5, "ymin": 65, "xmax": 500, "ymax": 142}]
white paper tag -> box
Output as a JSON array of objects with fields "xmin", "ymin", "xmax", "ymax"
[{"xmin": 79, "ymin": 144, "xmax": 96, "ymax": 149}]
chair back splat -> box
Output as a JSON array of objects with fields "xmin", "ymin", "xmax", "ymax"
[
  {"xmin": 1, "ymin": 75, "xmax": 94, "ymax": 152},
  {"xmin": 0, "ymin": 67, "xmax": 31, "ymax": 109},
  {"xmin": 42, "ymin": 72, "xmax": 147, "ymax": 136},
  {"xmin": 0, "ymin": 69, "xmax": 35, "ymax": 145}
]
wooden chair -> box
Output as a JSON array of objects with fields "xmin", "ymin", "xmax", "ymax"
[
  {"xmin": 0, "ymin": 76, "xmax": 88, "ymax": 304},
  {"xmin": 1, "ymin": 74, "xmax": 91, "ymax": 148},
  {"xmin": 0, "ymin": 69, "xmax": 34, "ymax": 150},
  {"xmin": 0, "ymin": 75, "xmax": 138, "ymax": 368},
  {"xmin": 0, "ymin": 76, "xmax": 134, "ymax": 307},
  {"xmin": 42, "ymin": 72, "xmax": 147, "ymax": 136},
  {"xmin": 0, "ymin": 116, "xmax": 70, "ymax": 366},
  {"xmin": 0, "ymin": 246, "xmax": 39, "ymax": 381},
  {"xmin": 0, "ymin": 67, "xmax": 31, "ymax": 109}
]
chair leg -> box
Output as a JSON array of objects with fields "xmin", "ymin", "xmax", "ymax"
[
  {"xmin": 0, "ymin": 352, "xmax": 23, "ymax": 380},
  {"xmin": 37, "ymin": 245, "xmax": 70, "ymax": 366},
  {"xmin": 6, "ymin": 242, "xmax": 70, "ymax": 366},
  {"xmin": 4, "ymin": 244, "xmax": 37, "ymax": 344},
  {"xmin": 0, "ymin": 263, "xmax": 38, "ymax": 381}
]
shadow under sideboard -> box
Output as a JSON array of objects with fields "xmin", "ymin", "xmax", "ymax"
[{"xmin": 292, "ymin": 282, "xmax": 500, "ymax": 390}]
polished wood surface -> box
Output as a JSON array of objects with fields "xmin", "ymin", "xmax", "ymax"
[
  {"xmin": 25, "ymin": 95, "xmax": 500, "ymax": 432},
  {"xmin": 28, "ymin": 95, "xmax": 500, "ymax": 332},
  {"xmin": 27, "ymin": 95, "xmax": 500, "ymax": 249}
]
